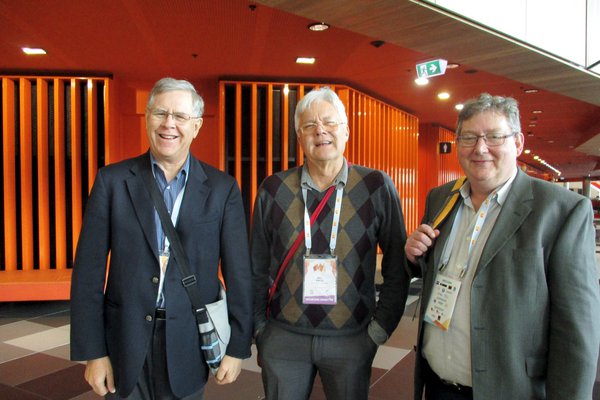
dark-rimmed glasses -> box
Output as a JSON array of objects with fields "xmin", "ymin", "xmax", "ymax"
[{"xmin": 457, "ymin": 132, "xmax": 517, "ymax": 147}]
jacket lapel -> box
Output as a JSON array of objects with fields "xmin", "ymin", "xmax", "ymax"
[
  {"xmin": 126, "ymin": 153, "xmax": 160, "ymax": 261},
  {"xmin": 177, "ymin": 155, "xmax": 210, "ymax": 229},
  {"xmin": 475, "ymin": 170, "xmax": 533, "ymax": 276}
]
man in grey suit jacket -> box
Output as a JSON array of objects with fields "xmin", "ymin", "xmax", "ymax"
[
  {"xmin": 406, "ymin": 93, "xmax": 600, "ymax": 399},
  {"xmin": 70, "ymin": 77, "xmax": 253, "ymax": 399}
]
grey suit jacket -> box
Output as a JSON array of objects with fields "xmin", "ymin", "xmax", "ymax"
[
  {"xmin": 70, "ymin": 152, "xmax": 253, "ymax": 398},
  {"xmin": 413, "ymin": 169, "xmax": 600, "ymax": 400}
]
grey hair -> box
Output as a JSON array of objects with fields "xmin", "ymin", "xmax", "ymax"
[
  {"xmin": 294, "ymin": 87, "xmax": 348, "ymax": 132},
  {"xmin": 146, "ymin": 77, "xmax": 204, "ymax": 118},
  {"xmin": 456, "ymin": 93, "xmax": 521, "ymax": 135}
]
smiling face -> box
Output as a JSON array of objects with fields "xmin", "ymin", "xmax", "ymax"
[
  {"xmin": 145, "ymin": 90, "xmax": 202, "ymax": 167},
  {"xmin": 458, "ymin": 110, "xmax": 524, "ymax": 196},
  {"xmin": 297, "ymin": 100, "xmax": 349, "ymax": 169}
]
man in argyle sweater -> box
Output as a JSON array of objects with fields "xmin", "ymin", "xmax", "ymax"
[{"xmin": 251, "ymin": 87, "xmax": 410, "ymax": 400}]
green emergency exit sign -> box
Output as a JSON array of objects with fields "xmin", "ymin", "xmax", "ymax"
[{"xmin": 416, "ymin": 59, "xmax": 448, "ymax": 78}]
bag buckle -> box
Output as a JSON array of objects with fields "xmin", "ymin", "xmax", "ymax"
[{"xmin": 182, "ymin": 275, "xmax": 197, "ymax": 287}]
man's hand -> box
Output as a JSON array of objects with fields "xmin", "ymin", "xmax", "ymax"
[
  {"xmin": 214, "ymin": 355, "xmax": 243, "ymax": 385},
  {"xmin": 84, "ymin": 356, "xmax": 116, "ymax": 396},
  {"xmin": 405, "ymin": 224, "xmax": 439, "ymax": 264}
]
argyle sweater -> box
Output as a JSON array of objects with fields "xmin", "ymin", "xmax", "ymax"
[{"xmin": 251, "ymin": 164, "xmax": 409, "ymax": 337}]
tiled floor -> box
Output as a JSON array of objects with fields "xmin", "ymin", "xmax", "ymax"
[
  {"xmin": 0, "ymin": 287, "xmax": 421, "ymax": 400},
  {"xmin": 0, "ymin": 282, "xmax": 598, "ymax": 400}
]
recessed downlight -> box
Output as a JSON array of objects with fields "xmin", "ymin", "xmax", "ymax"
[
  {"xmin": 296, "ymin": 57, "xmax": 315, "ymax": 64},
  {"xmin": 22, "ymin": 47, "xmax": 46, "ymax": 55},
  {"xmin": 308, "ymin": 22, "xmax": 329, "ymax": 31}
]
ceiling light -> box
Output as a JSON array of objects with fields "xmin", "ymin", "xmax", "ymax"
[
  {"xmin": 532, "ymin": 110, "xmax": 543, "ymax": 114},
  {"xmin": 455, "ymin": 104, "xmax": 464, "ymax": 110},
  {"xmin": 524, "ymin": 149, "xmax": 531, "ymax": 154},
  {"xmin": 296, "ymin": 57, "xmax": 315, "ymax": 64},
  {"xmin": 446, "ymin": 63, "xmax": 460, "ymax": 69},
  {"xmin": 524, "ymin": 89, "xmax": 538, "ymax": 94},
  {"xmin": 22, "ymin": 47, "xmax": 46, "ymax": 55},
  {"xmin": 414, "ymin": 77, "xmax": 429, "ymax": 86},
  {"xmin": 437, "ymin": 92, "xmax": 450, "ymax": 100},
  {"xmin": 308, "ymin": 22, "xmax": 329, "ymax": 31}
]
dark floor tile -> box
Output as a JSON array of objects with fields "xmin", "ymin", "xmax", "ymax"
[
  {"xmin": 0, "ymin": 382, "xmax": 48, "ymax": 400},
  {"xmin": 204, "ymin": 369, "xmax": 264, "ymax": 400},
  {"xmin": 32, "ymin": 311, "xmax": 71, "ymax": 328},
  {"xmin": 368, "ymin": 350, "xmax": 415, "ymax": 400},
  {"xmin": 17, "ymin": 364, "xmax": 89, "ymax": 400},
  {"xmin": 0, "ymin": 353, "xmax": 76, "ymax": 386},
  {"xmin": 0, "ymin": 301, "xmax": 70, "ymax": 321},
  {"xmin": 69, "ymin": 391, "xmax": 101, "ymax": 400}
]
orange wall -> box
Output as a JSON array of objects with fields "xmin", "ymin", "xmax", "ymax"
[
  {"xmin": 107, "ymin": 77, "xmax": 223, "ymax": 168},
  {"xmin": 417, "ymin": 123, "xmax": 462, "ymax": 222}
]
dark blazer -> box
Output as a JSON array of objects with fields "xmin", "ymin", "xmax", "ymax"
[
  {"xmin": 70, "ymin": 152, "xmax": 253, "ymax": 398},
  {"xmin": 413, "ymin": 169, "xmax": 600, "ymax": 400}
]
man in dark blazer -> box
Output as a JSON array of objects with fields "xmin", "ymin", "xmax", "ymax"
[
  {"xmin": 70, "ymin": 77, "xmax": 253, "ymax": 399},
  {"xmin": 406, "ymin": 93, "xmax": 600, "ymax": 399}
]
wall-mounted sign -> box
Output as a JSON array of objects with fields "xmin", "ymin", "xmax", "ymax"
[
  {"xmin": 416, "ymin": 59, "xmax": 448, "ymax": 78},
  {"xmin": 439, "ymin": 142, "xmax": 452, "ymax": 154}
]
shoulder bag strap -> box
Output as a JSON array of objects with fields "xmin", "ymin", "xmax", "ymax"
[
  {"xmin": 266, "ymin": 184, "xmax": 336, "ymax": 316},
  {"xmin": 430, "ymin": 176, "xmax": 467, "ymax": 229},
  {"xmin": 141, "ymin": 168, "xmax": 205, "ymax": 316}
]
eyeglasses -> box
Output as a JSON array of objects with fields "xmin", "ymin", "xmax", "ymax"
[
  {"xmin": 457, "ymin": 132, "xmax": 516, "ymax": 147},
  {"xmin": 149, "ymin": 109, "xmax": 200, "ymax": 124},
  {"xmin": 299, "ymin": 120, "xmax": 344, "ymax": 134}
]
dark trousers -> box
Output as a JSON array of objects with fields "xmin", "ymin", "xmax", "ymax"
[
  {"xmin": 106, "ymin": 311, "xmax": 204, "ymax": 400},
  {"xmin": 424, "ymin": 359, "xmax": 472, "ymax": 400},
  {"xmin": 257, "ymin": 323, "xmax": 379, "ymax": 400}
]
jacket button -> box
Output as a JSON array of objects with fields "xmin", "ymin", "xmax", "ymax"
[
  {"xmin": 145, "ymin": 314, "xmax": 153, "ymax": 322},
  {"xmin": 152, "ymin": 276, "xmax": 159, "ymax": 284}
]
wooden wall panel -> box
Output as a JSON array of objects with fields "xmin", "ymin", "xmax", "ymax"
[
  {"xmin": 37, "ymin": 79, "xmax": 51, "ymax": 270},
  {"xmin": 219, "ymin": 81, "xmax": 420, "ymax": 233},
  {"xmin": 0, "ymin": 75, "xmax": 108, "ymax": 300},
  {"xmin": 2, "ymin": 78, "xmax": 17, "ymax": 271},
  {"xmin": 19, "ymin": 79, "xmax": 34, "ymax": 270}
]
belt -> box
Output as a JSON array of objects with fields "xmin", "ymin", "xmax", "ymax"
[
  {"xmin": 440, "ymin": 379, "xmax": 472, "ymax": 395},
  {"xmin": 427, "ymin": 369, "xmax": 472, "ymax": 397},
  {"xmin": 155, "ymin": 308, "xmax": 166, "ymax": 320}
]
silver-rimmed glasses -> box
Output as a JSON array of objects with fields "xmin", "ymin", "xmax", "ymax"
[
  {"xmin": 299, "ymin": 120, "xmax": 345, "ymax": 134},
  {"xmin": 149, "ymin": 109, "xmax": 201, "ymax": 124}
]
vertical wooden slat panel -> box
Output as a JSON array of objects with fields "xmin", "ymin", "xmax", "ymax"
[
  {"xmin": 218, "ymin": 82, "xmax": 226, "ymax": 171},
  {"xmin": 281, "ymin": 84, "xmax": 289, "ymax": 170},
  {"xmin": 296, "ymin": 85, "xmax": 305, "ymax": 166},
  {"xmin": 2, "ymin": 78, "xmax": 17, "ymax": 271},
  {"xmin": 54, "ymin": 79, "xmax": 67, "ymax": 270},
  {"xmin": 235, "ymin": 84, "xmax": 242, "ymax": 189},
  {"xmin": 103, "ymin": 79, "xmax": 112, "ymax": 165},
  {"xmin": 37, "ymin": 78, "xmax": 50, "ymax": 270},
  {"xmin": 250, "ymin": 84, "xmax": 258, "ymax": 214},
  {"xmin": 70, "ymin": 79, "xmax": 82, "ymax": 258},
  {"xmin": 348, "ymin": 90, "xmax": 356, "ymax": 162},
  {"xmin": 19, "ymin": 78, "xmax": 34, "ymax": 270},
  {"xmin": 266, "ymin": 84, "xmax": 273, "ymax": 177},
  {"xmin": 87, "ymin": 79, "xmax": 98, "ymax": 192}
]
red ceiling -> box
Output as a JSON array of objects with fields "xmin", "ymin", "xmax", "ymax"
[{"xmin": 1, "ymin": 0, "xmax": 600, "ymax": 180}]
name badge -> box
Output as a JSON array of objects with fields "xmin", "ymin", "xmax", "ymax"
[
  {"xmin": 424, "ymin": 275, "xmax": 461, "ymax": 331},
  {"xmin": 302, "ymin": 254, "xmax": 338, "ymax": 305}
]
